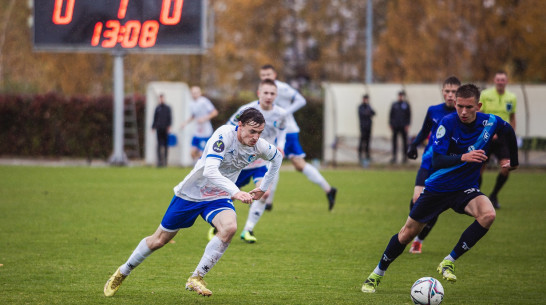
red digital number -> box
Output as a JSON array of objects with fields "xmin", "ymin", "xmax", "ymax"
[
  {"xmin": 139, "ymin": 20, "xmax": 159, "ymax": 48},
  {"xmin": 91, "ymin": 22, "xmax": 103, "ymax": 46},
  {"xmin": 118, "ymin": 0, "xmax": 130, "ymax": 19},
  {"xmin": 121, "ymin": 20, "xmax": 141, "ymax": 48},
  {"xmin": 102, "ymin": 20, "xmax": 120, "ymax": 48},
  {"xmin": 52, "ymin": 0, "xmax": 75, "ymax": 25},
  {"xmin": 160, "ymin": 0, "xmax": 184, "ymax": 25}
]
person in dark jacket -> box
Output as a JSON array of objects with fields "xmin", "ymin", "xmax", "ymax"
[
  {"xmin": 358, "ymin": 94, "xmax": 376, "ymax": 164},
  {"xmin": 152, "ymin": 94, "xmax": 172, "ymax": 167},
  {"xmin": 389, "ymin": 91, "xmax": 411, "ymax": 164}
]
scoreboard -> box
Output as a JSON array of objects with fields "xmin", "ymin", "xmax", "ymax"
[{"xmin": 33, "ymin": 0, "xmax": 207, "ymax": 53}]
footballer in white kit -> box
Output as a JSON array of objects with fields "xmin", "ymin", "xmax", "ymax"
[
  {"xmin": 104, "ymin": 108, "xmax": 282, "ymax": 298},
  {"xmin": 180, "ymin": 86, "xmax": 218, "ymax": 162},
  {"xmin": 259, "ymin": 64, "xmax": 337, "ymax": 211},
  {"xmin": 213, "ymin": 79, "xmax": 287, "ymax": 243}
]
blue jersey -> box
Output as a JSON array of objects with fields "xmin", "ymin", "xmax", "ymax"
[
  {"xmin": 425, "ymin": 112, "xmax": 513, "ymax": 192},
  {"xmin": 413, "ymin": 103, "xmax": 456, "ymax": 170}
]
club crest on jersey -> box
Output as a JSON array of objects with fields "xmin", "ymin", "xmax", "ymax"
[
  {"xmin": 247, "ymin": 154, "xmax": 257, "ymax": 162},
  {"xmin": 436, "ymin": 125, "xmax": 446, "ymax": 139},
  {"xmin": 506, "ymin": 102, "xmax": 513, "ymax": 112},
  {"xmin": 468, "ymin": 145, "xmax": 476, "ymax": 152},
  {"xmin": 212, "ymin": 140, "xmax": 225, "ymax": 153}
]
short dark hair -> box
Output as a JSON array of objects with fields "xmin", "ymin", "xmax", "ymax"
[
  {"xmin": 260, "ymin": 79, "xmax": 277, "ymax": 88},
  {"xmin": 238, "ymin": 108, "xmax": 265, "ymax": 126},
  {"xmin": 495, "ymin": 70, "xmax": 507, "ymax": 76},
  {"xmin": 398, "ymin": 90, "xmax": 406, "ymax": 96},
  {"xmin": 456, "ymin": 84, "xmax": 480, "ymax": 101},
  {"xmin": 443, "ymin": 76, "xmax": 461, "ymax": 87},
  {"xmin": 260, "ymin": 64, "xmax": 276, "ymax": 72},
  {"xmin": 363, "ymin": 94, "xmax": 369, "ymax": 99}
]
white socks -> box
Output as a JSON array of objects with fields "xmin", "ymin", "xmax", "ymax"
[
  {"xmin": 120, "ymin": 238, "xmax": 153, "ymax": 276},
  {"xmin": 244, "ymin": 199, "xmax": 267, "ymax": 232},
  {"xmin": 193, "ymin": 236, "xmax": 230, "ymax": 277},
  {"xmin": 302, "ymin": 163, "xmax": 330, "ymax": 192}
]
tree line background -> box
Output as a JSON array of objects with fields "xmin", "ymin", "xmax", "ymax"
[
  {"xmin": 1, "ymin": 0, "xmax": 545, "ymax": 97},
  {"xmin": 0, "ymin": 0, "xmax": 544, "ymax": 160}
]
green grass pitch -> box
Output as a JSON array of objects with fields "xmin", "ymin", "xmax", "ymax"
[{"xmin": 0, "ymin": 165, "xmax": 544, "ymax": 304}]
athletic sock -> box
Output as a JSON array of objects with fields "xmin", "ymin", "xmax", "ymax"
[
  {"xmin": 377, "ymin": 234, "xmax": 407, "ymax": 271},
  {"xmin": 193, "ymin": 236, "xmax": 230, "ymax": 277},
  {"xmin": 302, "ymin": 163, "xmax": 330, "ymax": 192},
  {"xmin": 449, "ymin": 220, "xmax": 489, "ymax": 260},
  {"xmin": 120, "ymin": 238, "xmax": 153, "ymax": 276},
  {"xmin": 244, "ymin": 199, "xmax": 266, "ymax": 232},
  {"xmin": 490, "ymin": 173, "xmax": 508, "ymax": 199},
  {"xmin": 417, "ymin": 215, "xmax": 438, "ymax": 240}
]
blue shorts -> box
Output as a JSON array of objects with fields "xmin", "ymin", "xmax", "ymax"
[
  {"xmin": 284, "ymin": 133, "xmax": 306, "ymax": 158},
  {"xmin": 235, "ymin": 166, "xmax": 268, "ymax": 188},
  {"xmin": 160, "ymin": 196, "xmax": 235, "ymax": 231},
  {"xmin": 414, "ymin": 167, "xmax": 431, "ymax": 186},
  {"xmin": 191, "ymin": 136, "xmax": 210, "ymax": 151},
  {"xmin": 409, "ymin": 188, "xmax": 483, "ymax": 223}
]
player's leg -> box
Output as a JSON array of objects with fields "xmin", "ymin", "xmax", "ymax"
[
  {"xmin": 489, "ymin": 159, "xmax": 510, "ymax": 209},
  {"xmin": 438, "ymin": 193, "xmax": 494, "ymax": 282},
  {"xmin": 286, "ymin": 132, "xmax": 337, "ymax": 210},
  {"xmin": 241, "ymin": 167, "xmax": 269, "ymax": 243},
  {"xmin": 409, "ymin": 185, "xmax": 425, "ymax": 254},
  {"xmin": 362, "ymin": 217, "xmax": 426, "ymax": 293},
  {"xmin": 188, "ymin": 207, "xmax": 237, "ymax": 296}
]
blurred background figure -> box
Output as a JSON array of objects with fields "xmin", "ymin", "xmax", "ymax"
[
  {"xmin": 479, "ymin": 71, "xmax": 517, "ymax": 209},
  {"xmin": 358, "ymin": 94, "xmax": 375, "ymax": 167},
  {"xmin": 180, "ymin": 86, "xmax": 218, "ymax": 163},
  {"xmin": 389, "ymin": 90, "xmax": 411, "ymax": 164},
  {"xmin": 151, "ymin": 94, "xmax": 172, "ymax": 167}
]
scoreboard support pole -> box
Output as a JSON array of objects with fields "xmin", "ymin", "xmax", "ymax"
[{"xmin": 109, "ymin": 52, "xmax": 128, "ymax": 165}]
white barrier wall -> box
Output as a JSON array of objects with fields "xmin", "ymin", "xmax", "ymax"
[
  {"xmin": 145, "ymin": 82, "xmax": 194, "ymax": 167},
  {"xmin": 323, "ymin": 82, "xmax": 546, "ymax": 164}
]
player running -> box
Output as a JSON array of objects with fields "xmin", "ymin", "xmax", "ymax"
[
  {"xmin": 104, "ymin": 108, "xmax": 282, "ymax": 297},
  {"xmin": 362, "ymin": 84, "xmax": 518, "ymax": 293},
  {"xmin": 405, "ymin": 76, "xmax": 461, "ymax": 253},
  {"xmin": 207, "ymin": 79, "xmax": 288, "ymax": 243},
  {"xmin": 259, "ymin": 64, "xmax": 337, "ymax": 211}
]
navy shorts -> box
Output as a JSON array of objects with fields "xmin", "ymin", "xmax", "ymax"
[
  {"xmin": 284, "ymin": 133, "xmax": 306, "ymax": 158},
  {"xmin": 160, "ymin": 196, "xmax": 235, "ymax": 231},
  {"xmin": 409, "ymin": 188, "xmax": 484, "ymax": 223},
  {"xmin": 414, "ymin": 167, "xmax": 431, "ymax": 186},
  {"xmin": 235, "ymin": 166, "xmax": 268, "ymax": 188}
]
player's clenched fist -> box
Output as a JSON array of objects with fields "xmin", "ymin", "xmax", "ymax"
[{"xmin": 461, "ymin": 149, "xmax": 488, "ymax": 163}]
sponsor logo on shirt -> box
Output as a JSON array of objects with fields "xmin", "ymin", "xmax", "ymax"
[
  {"xmin": 482, "ymin": 120, "xmax": 493, "ymax": 127},
  {"xmin": 483, "ymin": 131, "xmax": 490, "ymax": 140},
  {"xmin": 213, "ymin": 140, "xmax": 225, "ymax": 153},
  {"xmin": 436, "ymin": 125, "xmax": 446, "ymax": 139}
]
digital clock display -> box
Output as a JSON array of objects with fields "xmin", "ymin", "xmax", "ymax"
[{"xmin": 33, "ymin": 0, "xmax": 207, "ymax": 53}]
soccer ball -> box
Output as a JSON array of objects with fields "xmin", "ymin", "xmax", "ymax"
[{"xmin": 410, "ymin": 277, "xmax": 444, "ymax": 305}]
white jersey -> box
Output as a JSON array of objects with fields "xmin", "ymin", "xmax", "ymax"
[
  {"xmin": 190, "ymin": 96, "xmax": 216, "ymax": 137},
  {"xmin": 228, "ymin": 101, "xmax": 287, "ymax": 169},
  {"xmin": 274, "ymin": 80, "xmax": 306, "ymax": 133},
  {"xmin": 173, "ymin": 125, "xmax": 282, "ymax": 201}
]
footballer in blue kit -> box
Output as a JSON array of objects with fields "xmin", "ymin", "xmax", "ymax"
[
  {"xmin": 362, "ymin": 84, "xmax": 518, "ymax": 293},
  {"xmin": 406, "ymin": 76, "xmax": 460, "ymax": 254}
]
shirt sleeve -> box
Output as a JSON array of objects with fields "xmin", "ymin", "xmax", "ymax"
[
  {"xmin": 411, "ymin": 108, "xmax": 433, "ymax": 146},
  {"xmin": 283, "ymin": 90, "xmax": 307, "ymax": 115},
  {"xmin": 495, "ymin": 117, "xmax": 519, "ymax": 167},
  {"xmin": 256, "ymin": 139, "xmax": 283, "ymax": 192},
  {"xmin": 432, "ymin": 117, "xmax": 453, "ymax": 156}
]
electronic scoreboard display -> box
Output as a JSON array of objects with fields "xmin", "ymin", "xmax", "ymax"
[{"xmin": 33, "ymin": 0, "xmax": 207, "ymax": 53}]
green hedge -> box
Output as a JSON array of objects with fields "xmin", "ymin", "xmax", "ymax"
[{"xmin": 0, "ymin": 94, "xmax": 323, "ymax": 160}]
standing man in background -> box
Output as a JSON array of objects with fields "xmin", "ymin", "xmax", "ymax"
[
  {"xmin": 389, "ymin": 91, "xmax": 411, "ymax": 164},
  {"xmin": 479, "ymin": 71, "xmax": 517, "ymax": 209},
  {"xmin": 259, "ymin": 64, "xmax": 337, "ymax": 211},
  {"xmin": 152, "ymin": 94, "xmax": 172, "ymax": 167},
  {"xmin": 180, "ymin": 86, "xmax": 219, "ymax": 163},
  {"xmin": 358, "ymin": 94, "xmax": 375, "ymax": 166}
]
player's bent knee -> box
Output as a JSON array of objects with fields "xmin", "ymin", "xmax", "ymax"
[{"xmin": 478, "ymin": 210, "xmax": 496, "ymax": 228}]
